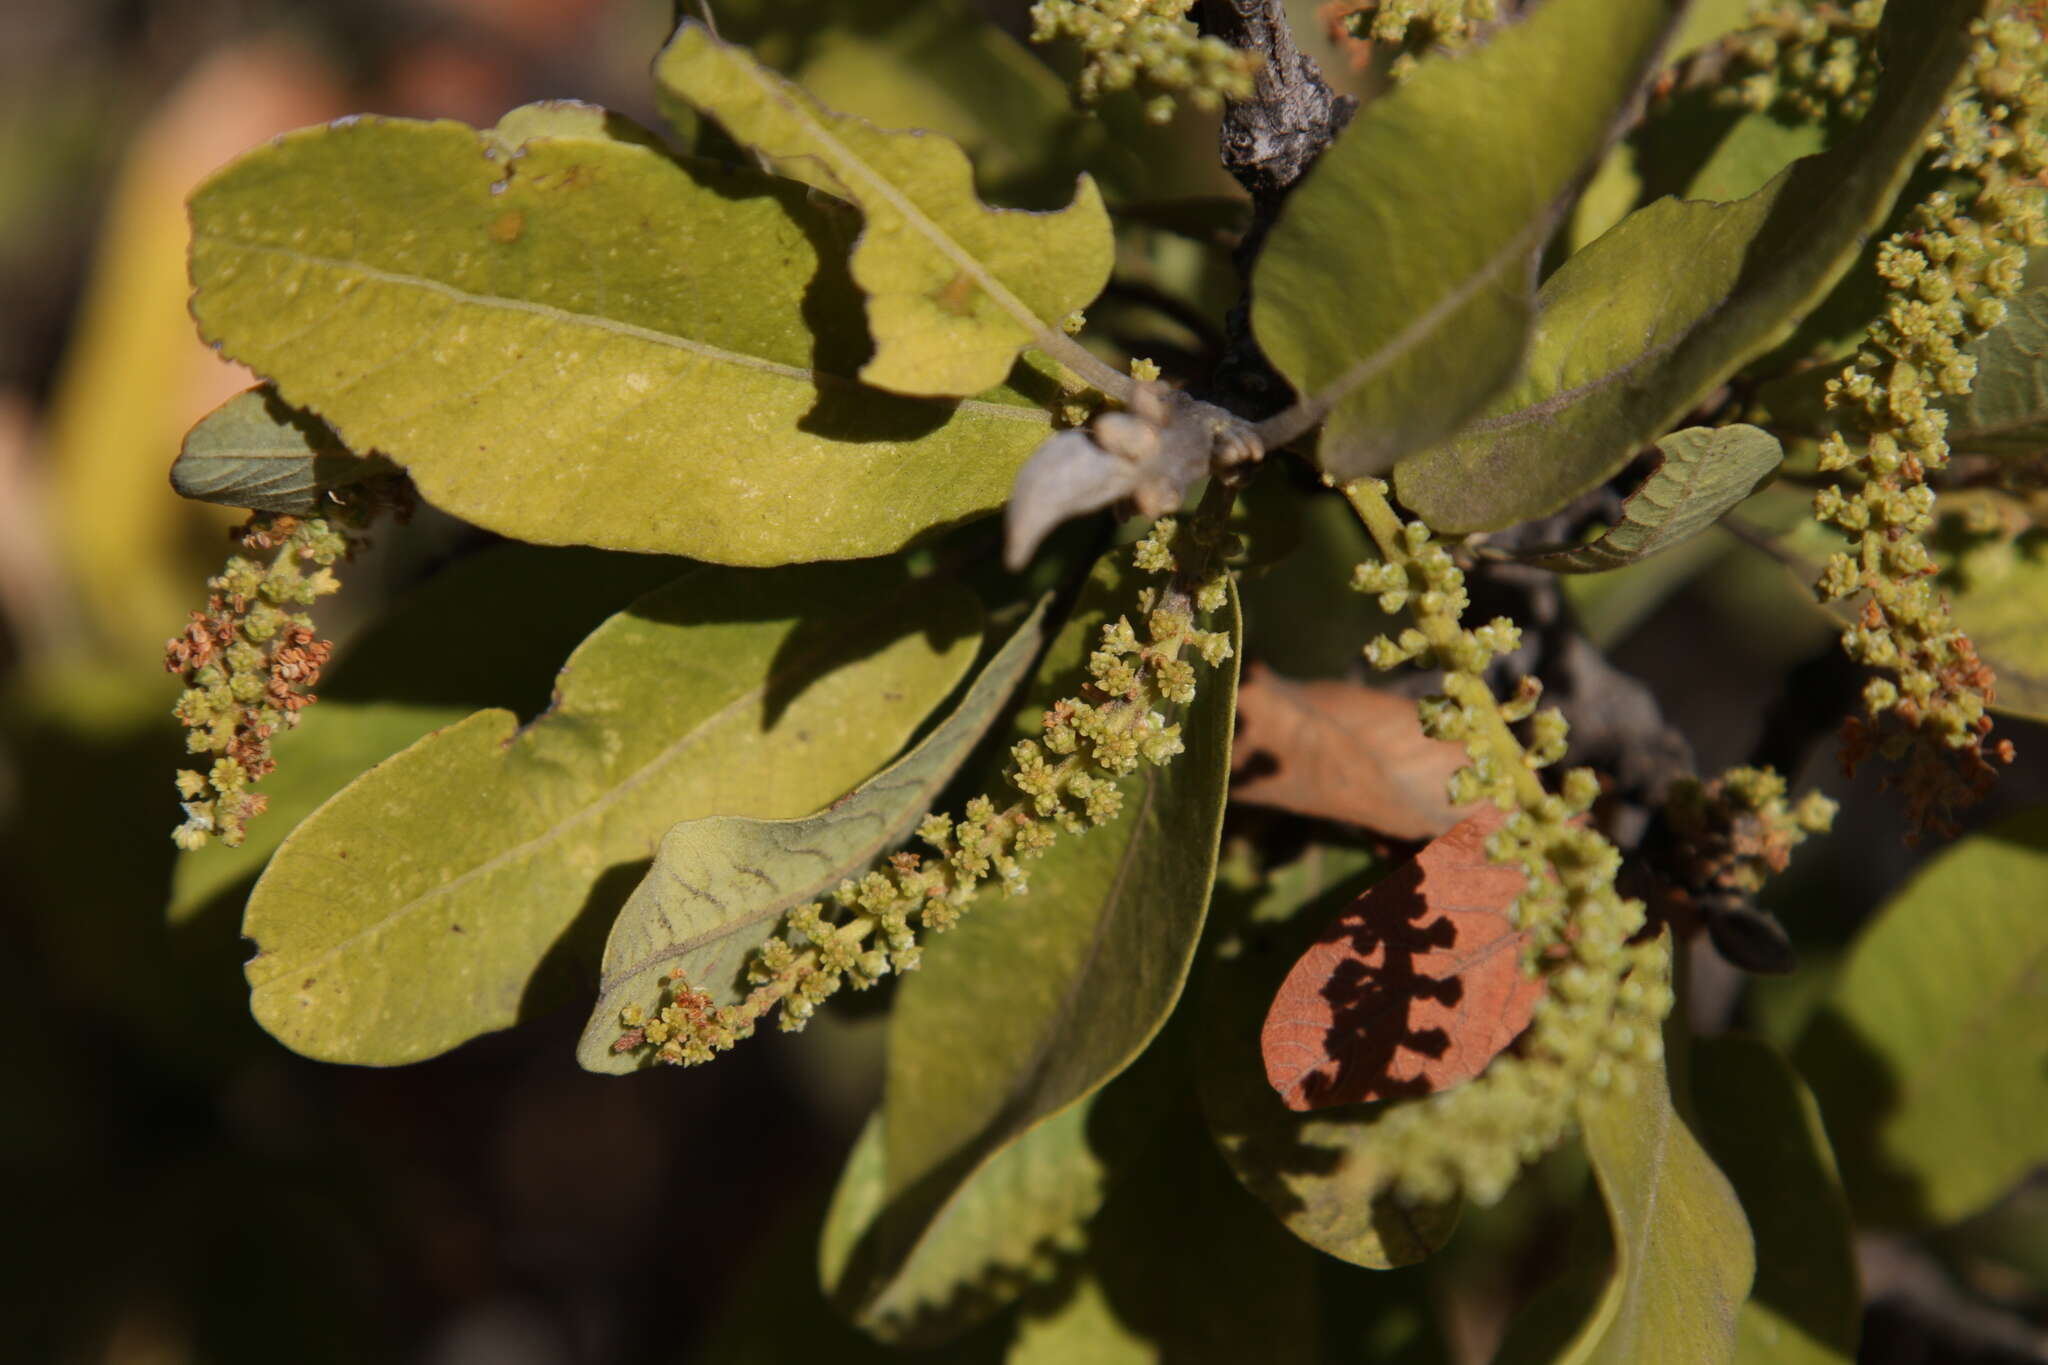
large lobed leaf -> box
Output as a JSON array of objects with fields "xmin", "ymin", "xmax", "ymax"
[
  {"xmin": 171, "ymin": 384, "xmax": 396, "ymax": 515},
  {"xmin": 1396, "ymin": 0, "xmax": 1989, "ymax": 533},
  {"xmin": 243, "ymin": 558, "xmax": 982, "ymax": 1065},
  {"xmin": 822, "ymin": 554, "xmax": 1241, "ymax": 1337},
  {"xmin": 1796, "ymin": 804, "xmax": 2048, "ymax": 1227},
  {"xmin": 1251, "ymin": 0, "xmax": 1683, "ymax": 478},
  {"xmin": 575, "ymin": 597, "xmax": 1053, "ymax": 1073},
  {"xmin": 188, "ymin": 104, "xmax": 1054, "ymax": 566},
  {"xmin": 657, "ymin": 22, "xmax": 1116, "ymax": 399}
]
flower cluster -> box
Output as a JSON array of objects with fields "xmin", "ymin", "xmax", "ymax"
[
  {"xmin": 1715, "ymin": 0, "xmax": 1883, "ymax": 124},
  {"xmin": 1028, "ymin": 0, "xmax": 1261, "ymax": 123},
  {"xmin": 1810, "ymin": 10, "xmax": 2042, "ymax": 836},
  {"xmin": 1342, "ymin": 478, "xmax": 1672, "ymax": 1205},
  {"xmin": 1320, "ymin": 0, "xmax": 1501, "ymax": 80},
  {"xmin": 164, "ymin": 485, "xmax": 406, "ymax": 850},
  {"xmin": 618, "ymin": 518, "xmax": 1236, "ymax": 1067},
  {"xmin": 1666, "ymin": 765, "xmax": 1838, "ymax": 899}
]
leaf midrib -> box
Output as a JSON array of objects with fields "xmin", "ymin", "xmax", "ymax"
[{"xmin": 200, "ymin": 237, "xmax": 1047, "ymax": 425}]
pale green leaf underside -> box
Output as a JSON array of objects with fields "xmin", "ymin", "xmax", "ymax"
[
  {"xmin": 1946, "ymin": 286, "xmax": 2048, "ymax": 456},
  {"xmin": 657, "ymin": 22, "xmax": 1114, "ymax": 398},
  {"xmin": 168, "ymin": 545, "xmax": 682, "ymax": 926},
  {"xmin": 1521, "ymin": 424, "xmax": 1782, "ymax": 572},
  {"xmin": 172, "ymin": 384, "xmax": 397, "ymax": 515},
  {"xmin": 574, "ymin": 596, "xmax": 1053, "ymax": 1074},
  {"xmin": 188, "ymin": 110, "xmax": 1053, "ymax": 566},
  {"xmin": 1796, "ymin": 804, "xmax": 2048, "ymax": 1227},
  {"xmin": 1694, "ymin": 1035, "xmax": 1859, "ymax": 1365},
  {"xmin": 243, "ymin": 560, "xmax": 982, "ymax": 1065},
  {"xmin": 1252, "ymin": 0, "xmax": 1680, "ymax": 478},
  {"xmin": 825, "ymin": 557, "xmax": 1241, "ymax": 1332},
  {"xmin": 1395, "ymin": 0, "xmax": 1988, "ymax": 533},
  {"xmin": 1560, "ymin": 976, "xmax": 1755, "ymax": 1365}
]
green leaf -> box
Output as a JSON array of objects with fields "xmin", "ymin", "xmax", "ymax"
[
  {"xmin": 575, "ymin": 597, "xmax": 1053, "ymax": 1073},
  {"xmin": 1006, "ymin": 1087, "xmax": 1323, "ymax": 1365},
  {"xmin": 821, "ymin": 1101, "xmax": 1107, "ymax": 1347},
  {"xmin": 1550, "ymin": 971, "xmax": 1754, "ymax": 1365},
  {"xmin": 823, "ymin": 554, "xmax": 1241, "ymax": 1335},
  {"xmin": 171, "ymin": 385, "xmax": 396, "ymax": 515},
  {"xmin": 242, "ymin": 559, "xmax": 983, "ymax": 1065},
  {"xmin": 1195, "ymin": 844, "xmax": 1460, "ymax": 1269},
  {"xmin": 188, "ymin": 108, "xmax": 1055, "ymax": 566},
  {"xmin": 1945, "ymin": 285, "xmax": 2048, "ymax": 457},
  {"xmin": 1692, "ymin": 1035, "xmax": 1859, "ymax": 1365},
  {"xmin": 1250, "ymin": 0, "xmax": 1681, "ymax": 478},
  {"xmin": 1395, "ymin": 0, "xmax": 1989, "ymax": 533},
  {"xmin": 656, "ymin": 23, "xmax": 1117, "ymax": 399},
  {"xmin": 168, "ymin": 545, "xmax": 683, "ymax": 926},
  {"xmin": 1518, "ymin": 425, "xmax": 1782, "ymax": 573},
  {"xmin": 1795, "ymin": 804, "xmax": 2048, "ymax": 1227}
]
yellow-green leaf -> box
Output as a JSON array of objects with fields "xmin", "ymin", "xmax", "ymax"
[
  {"xmin": 656, "ymin": 23, "xmax": 1117, "ymax": 398},
  {"xmin": 1693, "ymin": 1035, "xmax": 1859, "ymax": 1365},
  {"xmin": 1519, "ymin": 425, "xmax": 1782, "ymax": 573},
  {"xmin": 188, "ymin": 108, "xmax": 1055, "ymax": 566},
  {"xmin": 171, "ymin": 384, "xmax": 395, "ymax": 515},
  {"xmin": 242, "ymin": 559, "xmax": 982, "ymax": 1065},
  {"xmin": 1554, "ymin": 968, "xmax": 1754, "ymax": 1365},
  {"xmin": 1251, "ymin": 0, "xmax": 1682, "ymax": 478},
  {"xmin": 823, "ymin": 554, "xmax": 1240, "ymax": 1336},
  {"xmin": 1395, "ymin": 0, "xmax": 1987, "ymax": 532},
  {"xmin": 1795, "ymin": 804, "xmax": 2048, "ymax": 1228},
  {"xmin": 575, "ymin": 597, "xmax": 1053, "ymax": 1073}
]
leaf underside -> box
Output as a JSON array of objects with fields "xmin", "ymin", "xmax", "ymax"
[
  {"xmin": 574, "ymin": 595, "xmax": 1054, "ymax": 1074},
  {"xmin": 1945, "ymin": 285, "xmax": 2048, "ymax": 456},
  {"xmin": 1519, "ymin": 424, "xmax": 1783, "ymax": 573},
  {"xmin": 172, "ymin": 384, "xmax": 397, "ymax": 514}
]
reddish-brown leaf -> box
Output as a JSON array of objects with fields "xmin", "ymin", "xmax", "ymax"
[
  {"xmin": 1231, "ymin": 664, "xmax": 1476, "ymax": 840},
  {"xmin": 1261, "ymin": 807, "xmax": 1543, "ymax": 1111}
]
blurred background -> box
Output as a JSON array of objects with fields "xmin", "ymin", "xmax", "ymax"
[{"xmin": 2, "ymin": 2, "xmax": 2044, "ymax": 1363}]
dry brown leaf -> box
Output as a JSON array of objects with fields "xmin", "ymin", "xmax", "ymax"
[
  {"xmin": 1232, "ymin": 663, "xmax": 1476, "ymax": 840},
  {"xmin": 1261, "ymin": 807, "xmax": 1544, "ymax": 1111}
]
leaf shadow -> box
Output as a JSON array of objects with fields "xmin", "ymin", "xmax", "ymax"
[
  {"xmin": 518, "ymin": 856, "xmax": 654, "ymax": 1030},
  {"xmin": 1792, "ymin": 1006, "xmax": 1925, "ymax": 1226},
  {"xmin": 1294, "ymin": 858, "xmax": 1462, "ymax": 1109}
]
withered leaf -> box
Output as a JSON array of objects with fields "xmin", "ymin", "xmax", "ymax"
[
  {"xmin": 1232, "ymin": 664, "xmax": 1476, "ymax": 841},
  {"xmin": 1262, "ymin": 808, "xmax": 1542, "ymax": 1111}
]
